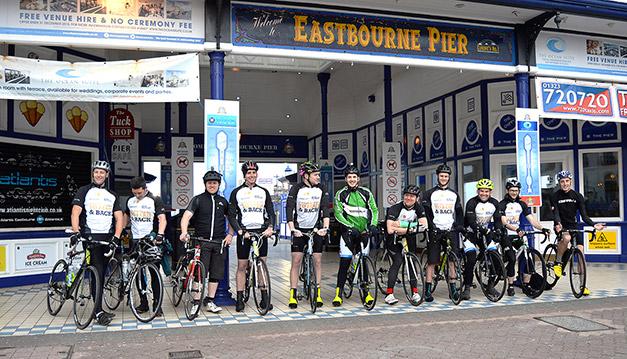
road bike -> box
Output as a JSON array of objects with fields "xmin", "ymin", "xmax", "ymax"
[
  {"xmin": 242, "ymin": 231, "xmax": 277, "ymax": 316},
  {"xmin": 510, "ymin": 231, "xmax": 549, "ymax": 298},
  {"xmin": 102, "ymin": 235, "xmax": 164, "ymax": 322},
  {"xmin": 343, "ymin": 230, "xmax": 378, "ymax": 310},
  {"xmin": 543, "ymin": 228, "xmax": 595, "ymax": 298},
  {"xmin": 47, "ymin": 235, "xmax": 114, "ymax": 329},
  {"xmin": 419, "ymin": 228, "xmax": 463, "ymax": 305},
  {"xmin": 298, "ymin": 229, "xmax": 322, "ymax": 313},
  {"xmin": 471, "ymin": 230, "xmax": 506, "ymax": 302}
]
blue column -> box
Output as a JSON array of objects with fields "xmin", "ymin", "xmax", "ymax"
[
  {"xmin": 515, "ymin": 73, "xmax": 530, "ymax": 108},
  {"xmin": 384, "ymin": 65, "xmax": 392, "ymax": 142},
  {"xmin": 318, "ymin": 73, "xmax": 330, "ymax": 160},
  {"xmin": 209, "ymin": 51, "xmax": 235, "ymax": 305}
]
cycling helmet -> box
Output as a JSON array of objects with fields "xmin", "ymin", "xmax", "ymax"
[
  {"xmin": 142, "ymin": 244, "xmax": 162, "ymax": 263},
  {"xmin": 505, "ymin": 179, "xmax": 522, "ymax": 190},
  {"xmin": 92, "ymin": 160, "xmax": 110, "ymax": 173},
  {"xmin": 436, "ymin": 164, "xmax": 452, "ymax": 174},
  {"xmin": 241, "ymin": 160, "xmax": 258, "ymax": 174},
  {"xmin": 403, "ymin": 185, "xmax": 421, "ymax": 197},
  {"xmin": 477, "ymin": 178, "xmax": 494, "ymax": 190},
  {"xmin": 343, "ymin": 163, "xmax": 359, "ymax": 177},
  {"xmin": 203, "ymin": 169, "xmax": 222, "ymax": 183},
  {"xmin": 299, "ymin": 161, "xmax": 321, "ymax": 176},
  {"xmin": 556, "ymin": 170, "xmax": 573, "ymax": 181}
]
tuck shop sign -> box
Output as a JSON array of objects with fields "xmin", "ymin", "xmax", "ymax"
[
  {"xmin": 106, "ymin": 108, "xmax": 134, "ymax": 139},
  {"xmin": 16, "ymin": 243, "xmax": 56, "ymax": 271}
]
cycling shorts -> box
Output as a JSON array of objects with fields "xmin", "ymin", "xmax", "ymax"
[
  {"xmin": 291, "ymin": 231, "xmax": 324, "ymax": 253},
  {"xmin": 237, "ymin": 233, "xmax": 268, "ymax": 260},
  {"xmin": 199, "ymin": 240, "xmax": 226, "ymax": 281},
  {"xmin": 339, "ymin": 231, "xmax": 369, "ymax": 258},
  {"xmin": 426, "ymin": 230, "xmax": 459, "ymax": 265},
  {"xmin": 559, "ymin": 225, "xmax": 584, "ymax": 247}
]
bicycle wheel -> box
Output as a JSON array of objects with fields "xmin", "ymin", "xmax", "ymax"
[
  {"xmin": 170, "ymin": 258, "xmax": 187, "ymax": 307},
  {"xmin": 308, "ymin": 256, "xmax": 317, "ymax": 314},
  {"xmin": 543, "ymin": 244, "xmax": 560, "ymax": 289},
  {"xmin": 47, "ymin": 259, "xmax": 67, "ymax": 316},
  {"xmin": 130, "ymin": 262, "xmax": 164, "ymax": 323},
  {"xmin": 475, "ymin": 251, "xmax": 506, "ymax": 302},
  {"xmin": 302, "ymin": 255, "xmax": 311, "ymax": 301},
  {"xmin": 358, "ymin": 256, "xmax": 377, "ymax": 310},
  {"xmin": 569, "ymin": 248, "xmax": 587, "ymax": 298},
  {"xmin": 343, "ymin": 262, "xmax": 354, "ymax": 299},
  {"xmin": 103, "ymin": 257, "xmax": 123, "ymax": 311},
  {"xmin": 445, "ymin": 250, "xmax": 463, "ymax": 305},
  {"xmin": 251, "ymin": 258, "xmax": 272, "ymax": 316},
  {"xmin": 184, "ymin": 260, "xmax": 206, "ymax": 320},
  {"xmin": 374, "ymin": 249, "xmax": 392, "ymax": 295},
  {"xmin": 402, "ymin": 252, "xmax": 425, "ymax": 306},
  {"xmin": 243, "ymin": 261, "xmax": 251, "ymax": 303},
  {"xmin": 517, "ymin": 248, "xmax": 547, "ymax": 298},
  {"xmin": 73, "ymin": 265, "xmax": 99, "ymax": 330}
]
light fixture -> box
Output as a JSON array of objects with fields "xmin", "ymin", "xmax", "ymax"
[
  {"xmin": 298, "ymin": 71, "xmax": 302, "ymax": 75},
  {"xmin": 236, "ymin": 96, "xmax": 241, "ymax": 100},
  {"xmin": 278, "ymin": 129, "xmax": 283, "ymax": 133},
  {"xmin": 330, "ymin": 67, "xmax": 334, "ymax": 70},
  {"xmin": 294, "ymin": 98, "xmax": 298, "ymax": 102},
  {"xmin": 454, "ymin": 3, "xmax": 464, "ymax": 8},
  {"xmin": 232, "ymin": 68, "xmax": 240, "ymax": 72},
  {"xmin": 286, "ymin": 114, "xmax": 290, "ymax": 118},
  {"xmin": 512, "ymin": 11, "xmax": 519, "ymax": 17},
  {"xmin": 351, "ymin": 61, "xmax": 354, "ymax": 66},
  {"xmin": 406, "ymin": 65, "xmax": 410, "ymax": 70}
]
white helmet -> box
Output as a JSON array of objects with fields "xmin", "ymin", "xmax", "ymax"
[{"xmin": 92, "ymin": 160, "xmax": 111, "ymax": 173}]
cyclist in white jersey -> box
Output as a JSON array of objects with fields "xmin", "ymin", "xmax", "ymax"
[
  {"xmin": 124, "ymin": 176, "xmax": 166, "ymax": 316},
  {"xmin": 228, "ymin": 161, "xmax": 275, "ymax": 312},
  {"xmin": 70, "ymin": 160, "xmax": 123, "ymax": 326}
]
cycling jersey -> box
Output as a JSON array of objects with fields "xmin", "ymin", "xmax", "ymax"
[
  {"xmin": 464, "ymin": 196, "xmax": 503, "ymax": 233},
  {"xmin": 72, "ymin": 183, "xmax": 121, "ymax": 235},
  {"xmin": 421, "ymin": 186, "xmax": 463, "ymax": 230},
  {"xmin": 334, "ymin": 186, "xmax": 378, "ymax": 231},
  {"xmin": 285, "ymin": 182, "xmax": 330, "ymax": 229},
  {"xmin": 228, "ymin": 183, "xmax": 275, "ymax": 232},
  {"xmin": 385, "ymin": 201, "xmax": 426, "ymax": 238},
  {"xmin": 550, "ymin": 189, "xmax": 595, "ymax": 228},
  {"xmin": 125, "ymin": 191, "xmax": 165, "ymax": 239},
  {"xmin": 499, "ymin": 196, "xmax": 531, "ymax": 236},
  {"xmin": 186, "ymin": 191, "xmax": 229, "ymax": 239}
]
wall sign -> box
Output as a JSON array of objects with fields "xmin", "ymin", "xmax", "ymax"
[
  {"xmin": 172, "ymin": 137, "xmax": 193, "ymax": 210},
  {"xmin": 585, "ymin": 226, "xmax": 621, "ymax": 255},
  {"xmin": 382, "ymin": 142, "xmax": 401, "ymax": 209},
  {"xmin": 106, "ymin": 108, "xmax": 135, "ymax": 139},
  {"xmin": 515, "ymin": 108, "xmax": 541, "ymax": 207},
  {"xmin": 15, "ymin": 243, "xmax": 57, "ymax": 271}
]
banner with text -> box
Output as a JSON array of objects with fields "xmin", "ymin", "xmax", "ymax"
[
  {"xmin": 171, "ymin": 137, "xmax": 193, "ymax": 210},
  {"xmin": 382, "ymin": 142, "xmax": 401, "ymax": 209},
  {"xmin": 0, "ymin": 1, "xmax": 204, "ymax": 51},
  {"xmin": 515, "ymin": 108, "xmax": 541, "ymax": 207},
  {"xmin": 204, "ymin": 100, "xmax": 239, "ymax": 201},
  {"xmin": 0, "ymin": 53, "xmax": 200, "ymax": 103}
]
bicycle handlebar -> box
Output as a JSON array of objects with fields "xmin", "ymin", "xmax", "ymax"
[
  {"xmin": 521, "ymin": 230, "xmax": 551, "ymax": 244},
  {"xmin": 558, "ymin": 228, "xmax": 597, "ymax": 242},
  {"xmin": 247, "ymin": 231, "xmax": 279, "ymax": 247}
]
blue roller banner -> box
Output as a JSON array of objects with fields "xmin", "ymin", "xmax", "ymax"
[{"xmin": 515, "ymin": 109, "xmax": 541, "ymax": 207}]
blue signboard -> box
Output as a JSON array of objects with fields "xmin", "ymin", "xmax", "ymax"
[
  {"xmin": 429, "ymin": 130, "xmax": 444, "ymax": 159},
  {"xmin": 493, "ymin": 113, "xmax": 516, "ymax": 147},
  {"xmin": 321, "ymin": 166, "xmax": 333, "ymax": 205},
  {"xmin": 516, "ymin": 109, "xmax": 541, "ymax": 207},
  {"xmin": 333, "ymin": 154, "xmax": 348, "ymax": 176},
  {"xmin": 240, "ymin": 135, "xmax": 308, "ymax": 158},
  {"xmin": 540, "ymin": 118, "xmax": 570, "ymax": 145},
  {"xmin": 581, "ymin": 121, "xmax": 618, "ymax": 142},
  {"xmin": 160, "ymin": 160, "xmax": 172, "ymax": 207},
  {"xmin": 205, "ymin": 100, "xmax": 239, "ymax": 200},
  {"xmin": 461, "ymin": 119, "xmax": 482, "ymax": 152},
  {"xmin": 411, "ymin": 135, "xmax": 424, "ymax": 163}
]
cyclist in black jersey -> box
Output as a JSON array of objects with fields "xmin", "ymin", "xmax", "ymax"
[
  {"xmin": 421, "ymin": 164, "xmax": 464, "ymax": 303},
  {"xmin": 286, "ymin": 162, "xmax": 330, "ymax": 309},
  {"xmin": 228, "ymin": 161, "xmax": 275, "ymax": 312},
  {"xmin": 180, "ymin": 169, "xmax": 233, "ymax": 314},
  {"xmin": 499, "ymin": 179, "xmax": 550, "ymax": 296},
  {"xmin": 550, "ymin": 170, "xmax": 606, "ymax": 295},
  {"xmin": 70, "ymin": 160, "xmax": 123, "ymax": 326},
  {"xmin": 124, "ymin": 176, "xmax": 166, "ymax": 317},
  {"xmin": 462, "ymin": 178, "xmax": 503, "ymax": 300}
]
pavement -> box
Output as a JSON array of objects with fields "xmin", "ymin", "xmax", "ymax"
[{"xmin": 0, "ymin": 242, "xmax": 625, "ymax": 358}]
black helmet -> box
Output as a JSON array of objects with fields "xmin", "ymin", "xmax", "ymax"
[
  {"xmin": 343, "ymin": 163, "xmax": 359, "ymax": 177},
  {"xmin": 92, "ymin": 160, "xmax": 111, "ymax": 173},
  {"xmin": 436, "ymin": 164, "xmax": 452, "ymax": 174},
  {"xmin": 506, "ymin": 179, "xmax": 522, "ymax": 189},
  {"xmin": 203, "ymin": 169, "xmax": 222, "ymax": 184},
  {"xmin": 300, "ymin": 161, "xmax": 321, "ymax": 176},
  {"xmin": 403, "ymin": 185, "xmax": 421, "ymax": 197},
  {"xmin": 241, "ymin": 160, "xmax": 258, "ymax": 174}
]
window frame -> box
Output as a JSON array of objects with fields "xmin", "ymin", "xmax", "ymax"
[{"xmin": 578, "ymin": 147, "xmax": 623, "ymax": 222}]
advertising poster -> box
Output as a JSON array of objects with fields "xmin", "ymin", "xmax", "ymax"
[
  {"xmin": 15, "ymin": 243, "xmax": 57, "ymax": 271},
  {"xmin": 356, "ymin": 128, "xmax": 369, "ymax": 175},
  {"xmin": 406, "ymin": 108, "xmax": 424, "ymax": 164},
  {"xmin": 0, "ymin": 246, "xmax": 6, "ymax": 272},
  {"xmin": 13, "ymin": 99, "xmax": 55, "ymax": 137},
  {"xmin": 328, "ymin": 133, "xmax": 352, "ymax": 177},
  {"xmin": 61, "ymin": 102, "xmax": 98, "ymax": 142},
  {"xmin": 113, "ymin": 130, "xmax": 139, "ymax": 177},
  {"xmin": 425, "ymin": 101, "xmax": 444, "ymax": 161},
  {"xmin": 515, "ymin": 108, "xmax": 541, "ymax": 207},
  {"xmin": 204, "ymin": 99, "xmax": 239, "ymax": 201},
  {"xmin": 171, "ymin": 136, "xmax": 193, "ymax": 210},
  {"xmin": 160, "ymin": 159, "xmax": 172, "ymax": 207},
  {"xmin": 0, "ymin": 141, "xmax": 91, "ymax": 230}
]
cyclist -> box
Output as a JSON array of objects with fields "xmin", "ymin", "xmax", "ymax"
[
  {"xmin": 462, "ymin": 178, "xmax": 503, "ymax": 300},
  {"xmin": 228, "ymin": 161, "xmax": 275, "ymax": 312},
  {"xmin": 286, "ymin": 161, "xmax": 330, "ymax": 309},
  {"xmin": 124, "ymin": 176, "xmax": 166, "ymax": 317},
  {"xmin": 499, "ymin": 179, "xmax": 550, "ymax": 296},
  {"xmin": 421, "ymin": 164, "xmax": 464, "ymax": 302},
  {"xmin": 550, "ymin": 170, "xmax": 606, "ymax": 295},
  {"xmin": 384, "ymin": 185, "xmax": 428, "ymax": 305},
  {"xmin": 332, "ymin": 163, "xmax": 379, "ymax": 307},
  {"xmin": 179, "ymin": 169, "xmax": 233, "ymax": 314},
  {"xmin": 70, "ymin": 160, "xmax": 123, "ymax": 326}
]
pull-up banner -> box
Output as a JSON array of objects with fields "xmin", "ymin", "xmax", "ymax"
[
  {"xmin": 233, "ymin": 4, "xmax": 515, "ymax": 65},
  {"xmin": 0, "ymin": 53, "xmax": 200, "ymax": 103}
]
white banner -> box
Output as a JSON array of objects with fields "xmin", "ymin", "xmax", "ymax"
[
  {"xmin": 0, "ymin": 1, "xmax": 204, "ymax": 51},
  {"xmin": 172, "ymin": 137, "xmax": 194, "ymax": 210},
  {"xmin": 382, "ymin": 142, "xmax": 401, "ymax": 209},
  {"xmin": 0, "ymin": 53, "xmax": 200, "ymax": 103}
]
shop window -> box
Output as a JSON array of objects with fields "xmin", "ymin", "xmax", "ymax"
[
  {"xmin": 582, "ymin": 151, "xmax": 620, "ymax": 218},
  {"xmin": 461, "ymin": 159, "xmax": 482, "ymax": 204},
  {"xmin": 539, "ymin": 162, "xmax": 563, "ymax": 222}
]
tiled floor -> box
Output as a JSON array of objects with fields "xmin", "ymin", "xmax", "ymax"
[{"xmin": 1, "ymin": 242, "xmax": 626, "ymax": 336}]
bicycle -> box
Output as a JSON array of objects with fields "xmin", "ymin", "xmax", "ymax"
[
  {"xmin": 509, "ymin": 231, "xmax": 549, "ymax": 298},
  {"xmin": 374, "ymin": 230, "xmax": 426, "ymax": 305},
  {"xmin": 102, "ymin": 235, "xmax": 164, "ymax": 322},
  {"xmin": 47, "ymin": 235, "xmax": 115, "ymax": 329},
  {"xmin": 419, "ymin": 228, "xmax": 463, "ymax": 305},
  {"xmin": 242, "ymin": 231, "xmax": 277, "ymax": 316},
  {"xmin": 543, "ymin": 228, "xmax": 595, "ymax": 298},
  {"xmin": 471, "ymin": 230, "xmax": 507, "ymax": 302},
  {"xmin": 342, "ymin": 230, "xmax": 378, "ymax": 310},
  {"xmin": 297, "ymin": 229, "xmax": 322, "ymax": 313}
]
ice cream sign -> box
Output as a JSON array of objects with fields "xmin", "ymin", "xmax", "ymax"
[{"xmin": 106, "ymin": 108, "xmax": 134, "ymax": 139}]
